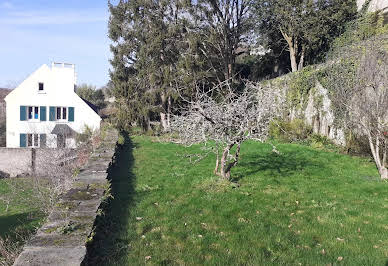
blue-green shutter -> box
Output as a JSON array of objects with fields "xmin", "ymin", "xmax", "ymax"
[
  {"xmin": 20, "ymin": 134, "xmax": 26, "ymax": 147},
  {"xmin": 40, "ymin": 106, "xmax": 47, "ymax": 121},
  {"xmin": 49, "ymin": 107, "xmax": 55, "ymax": 121},
  {"xmin": 68, "ymin": 107, "xmax": 74, "ymax": 122},
  {"xmin": 20, "ymin": 106, "xmax": 27, "ymax": 121}
]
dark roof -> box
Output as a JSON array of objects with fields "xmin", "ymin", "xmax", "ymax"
[
  {"xmin": 51, "ymin": 124, "xmax": 77, "ymax": 136},
  {"xmin": 80, "ymin": 98, "xmax": 99, "ymax": 115}
]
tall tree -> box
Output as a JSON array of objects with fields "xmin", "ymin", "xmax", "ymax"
[
  {"xmin": 255, "ymin": 0, "xmax": 356, "ymax": 72},
  {"xmin": 108, "ymin": 1, "xmax": 148, "ymax": 131},
  {"xmin": 76, "ymin": 84, "xmax": 105, "ymax": 109},
  {"xmin": 108, "ymin": 0, "xmax": 189, "ymax": 131},
  {"xmin": 190, "ymin": 0, "xmax": 254, "ymax": 83}
]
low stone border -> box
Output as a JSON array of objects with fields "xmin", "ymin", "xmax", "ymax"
[{"xmin": 13, "ymin": 130, "xmax": 117, "ymax": 266}]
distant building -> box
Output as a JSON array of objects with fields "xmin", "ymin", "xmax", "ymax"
[{"xmin": 5, "ymin": 63, "xmax": 101, "ymax": 148}]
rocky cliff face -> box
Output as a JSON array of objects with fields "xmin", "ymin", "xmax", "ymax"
[
  {"xmin": 259, "ymin": 72, "xmax": 346, "ymax": 145},
  {"xmin": 357, "ymin": 0, "xmax": 388, "ymax": 12},
  {"xmin": 303, "ymin": 82, "xmax": 346, "ymax": 145}
]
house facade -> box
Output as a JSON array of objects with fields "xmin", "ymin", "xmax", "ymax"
[{"xmin": 5, "ymin": 63, "xmax": 101, "ymax": 148}]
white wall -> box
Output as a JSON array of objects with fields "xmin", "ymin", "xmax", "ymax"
[{"xmin": 5, "ymin": 64, "xmax": 101, "ymax": 148}]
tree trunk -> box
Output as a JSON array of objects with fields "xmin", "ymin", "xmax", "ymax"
[
  {"xmin": 367, "ymin": 133, "xmax": 387, "ymax": 180},
  {"xmin": 214, "ymin": 144, "xmax": 220, "ymax": 175},
  {"xmin": 160, "ymin": 112, "xmax": 168, "ymax": 131},
  {"xmin": 146, "ymin": 116, "xmax": 152, "ymax": 132},
  {"xmin": 289, "ymin": 45, "xmax": 298, "ymax": 72},
  {"xmin": 141, "ymin": 115, "xmax": 152, "ymax": 132},
  {"xmin": 298, "ymin": 45, "xmax": 305, "ymax": 71},
  {"xmin": 228, "ymin": 63, "xmax": 233, "ymax": 80},
  {"xmin": 381, "ymin": 138, "xmax": 387, "ymax": 179},
  {"xmin": 167, "ymin": 95, "xmax": 172, "ymax": 128},
  {"xmin": 219, "ymin": 142, "xmax": 241, "ymax": 180},
  {"xmin": 280, "ymin": 28, "xmax": 299, "ymax": 72},
  {"xmin": 160, "ymin": 92, "xmax": 168, "ymax": 131},
  {"xmin": 220, "ymin": 144, "xmax": 233, "ymax": 180},
  {"xmin": 224, "ymin": 143, "xmax": 241, "ymax": 179},
  {"xmin": 379, "ymin": 167, "xmax": 388, "ymax": 179}
]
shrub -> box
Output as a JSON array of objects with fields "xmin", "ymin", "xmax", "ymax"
[
  {"xmin": 269, "ymin": 119, "xmax": 312, "ymax": 142},
  {"xmin": 117, "ymin": 133, "xmax": 125, "ymax": 145},
  {"xmin": 76, "ymin": 125, "xmax": 93, "ymax": 145},
  {"xmin": 308, "ymin": 134, "xmax": 334, "ymax": 150},
  {"xmin": 344, "ymin": 133, "xmax": 372, "ymax": 156}
]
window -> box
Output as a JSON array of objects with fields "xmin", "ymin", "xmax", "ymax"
[
  {"xmin": 34, "ymin": 107, "xmax": 39, "ymax": 119},
  {"xmin": 27, "ymin": 134, "xmax": 32, "ymax": 147},
  {"xmin": 34, "ymin": 134, "xmax": 39, "ymax": 145},
  {"xmin": 56, "ymin": 107, "xmax": 61, "ymax": 120},
  {"xmin": 27, "ymin": 106, "xmax": 39, "ymax": 121},
  {"xmin": 39, "ymin": 83, "xmax": 44, "ymax": 91},
  {"xmin": 27, "ymin": 134, "xmax": 39, "ymax": 147},
  {"xmin": 55, "ymin": 107, "xmax": 68, "ymax": 120}
]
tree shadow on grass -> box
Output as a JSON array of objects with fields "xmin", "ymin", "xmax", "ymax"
[
  {"xmin": 233, "ymin": 149, "xmax": 325, "ymax": 182},
  {"xmin": 0, "ymin": 211, "xmax": 42, "ymax": 239},
  {"xmin": 82, "ymin": 132, "xmax": 136, "ymax": 265}
]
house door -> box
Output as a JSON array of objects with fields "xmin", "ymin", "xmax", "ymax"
[{"xmin": 57, "ymin": 134, "xmax": 66, "ymax": 148}]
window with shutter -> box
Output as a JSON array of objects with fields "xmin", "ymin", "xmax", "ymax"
[
  {"xmin": 20, "ymin": 134, "xmax": 26, "ymax": 147},
  {"xmin": 49, "ymin": 107, "xmax": 56, "ymax": 121},
  {"xmin": 68, "ymin": 107, "xmax": 74, "ymax": 122},
  {"xmin": 40, "ymin": 134, "xmax": 47, "ymax": 148},
  {"xmin": 40, "ymin": 106, "xmax": 47, "ymax": 121},
  {"xmin": 20, "ymin": 106, "xmax": 27, "ymax": 121}
]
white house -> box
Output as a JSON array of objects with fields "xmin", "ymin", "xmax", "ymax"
[{"xmin": 5, "ymin": 63, "xmax": 101, "ymax": 148}]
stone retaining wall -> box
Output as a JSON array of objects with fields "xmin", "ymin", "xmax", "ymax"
[
  {"xmin": 0, "ymin": 148, "xmax": 32, "ymax": 177},
  {"xmin": 0, "ymin": 148, "xmax": 78, "ymax": 177},
  {"xmin": 13, "ymin": 129, "xmax": 117, "ymax": 266}
]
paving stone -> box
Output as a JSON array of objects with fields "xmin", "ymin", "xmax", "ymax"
[{"xmin": 13, "ymin": 246, "xmax": 86, "ymax": 266}]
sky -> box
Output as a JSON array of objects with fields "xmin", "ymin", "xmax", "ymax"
[{"xmin": 0, "ymin": 0, "xmax": 112, "ymax": 88}]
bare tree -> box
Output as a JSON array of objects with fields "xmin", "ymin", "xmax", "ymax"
[
  {"xmin": 32, "ymin": 127, "xmax": 103, "ymax": 213},
  {"xmin": 193, "ymin": 0, "xmax": 253, "ymax": 81},
  {"xmin": 171, "ymin": 81, "xmax": 284, "ymax": 180},
  {"xmin": 331, "ymin": 43, "xmax": 388, "ymax": 179}
]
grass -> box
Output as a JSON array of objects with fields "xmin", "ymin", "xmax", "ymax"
[
  {"xmin": 0, "ymin": 178, "xmax": 45, "ymax": 253},
  {"xmin": 86, "ymin": 133, "xmax": 388, "ymax": 265}
]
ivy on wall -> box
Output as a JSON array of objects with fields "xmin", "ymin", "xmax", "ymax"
[{"xmin": 260, "ymin": 10, "xmax": 388, "ymax": 116}]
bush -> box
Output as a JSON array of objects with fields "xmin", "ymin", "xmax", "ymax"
[
  {"xmin": 117, "ymin": 133, "xmax": 125, "ymax": 145},
  {"xmin": 76, "ymin": 126, "xmax": 93, "ymax": 145},
  {"xmin": 308, "ymin": 134, "xmax": 335, "ymax": 150},
  {"xmin": 269, "ymin": 119, "xmax": 312, "ymax": 142},
  {"xmin": 344, "ymin": 133, "xmax": 372, "ymax": 156}
]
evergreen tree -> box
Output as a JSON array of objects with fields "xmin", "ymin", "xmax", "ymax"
[{"xmin": 108, "ymin": 0, "xmax": 189, "ymax": 131}]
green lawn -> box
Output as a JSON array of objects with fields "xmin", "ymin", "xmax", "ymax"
[
  {"xmin": 0, "ymin": 178, "xmax": 44, "ymax": 246},
  {"xmin": 86, "ymin": 133, "xmax": 388, "ymax": 265}
]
